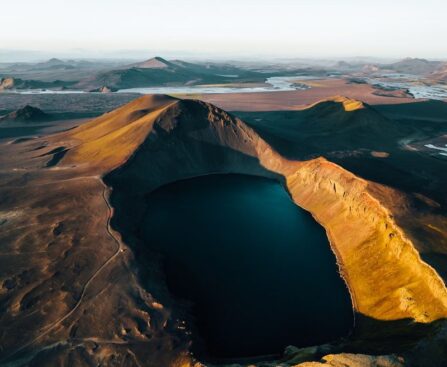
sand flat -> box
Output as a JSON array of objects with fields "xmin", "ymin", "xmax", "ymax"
[{"xmin": 192, "ymin": 79, "xmax": 419, "ymax": 111}]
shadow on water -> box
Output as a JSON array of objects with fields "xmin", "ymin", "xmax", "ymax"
[{"xmin": 135, "ymin": 174, "xmax": 353, "ymax": 359}]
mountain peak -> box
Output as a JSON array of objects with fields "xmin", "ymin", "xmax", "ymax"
[
  {"xmin": 44, "ymin": 58, "xmax": 64, "ymax": 65},
  {"xmin": 132, "ymin": 56, "xmax": 171, "ymax": 69},
  {"xmin": 331, "ymin": 96, "xmax": 365, "ymax": 111},
  {"xmin": 308, "ymin": 96, "xmax": 365, "ymax": 112}
]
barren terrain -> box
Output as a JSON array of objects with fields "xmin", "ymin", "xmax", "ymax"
[{"xmin": 0, "ymin": 93, "xmax": 446, "ymax": 366}]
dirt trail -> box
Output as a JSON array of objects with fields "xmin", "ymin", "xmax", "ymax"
[{"xmin": 0, "ymin": 177, "xmax": 123, "ymax": 363}]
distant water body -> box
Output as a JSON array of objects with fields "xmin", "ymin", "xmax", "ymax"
[
  {"xmin": 12, "ymin": 89, "xmax": 86, "ymax": 95},
  {"xmin": 140, "ymin": 174, "xmax": 353, "ymax": 359},
  {"xmin": 5, "ymin": 75, "xmax": 315, "ymax": 95},
  {"xmin": 117, "ymin": 75, "xmax": 314, "ymax": 94},
  {"xmin": 362, "ymin": 74, "xmax": 447, "ymax": 100}
]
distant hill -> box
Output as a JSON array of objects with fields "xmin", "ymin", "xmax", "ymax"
[
  {"xmin": 36, "ymin": 58, "xmax": 64, "ymax": 67},
  {"xmin": 333, "ymin": 61, "xmax": 360, "ymax": 71},
  {"xmin": 0, "ymin": 105, "xmax": 50, "ymax": 123},
  {"xmin": 382, "ymin": 58, "xmax": 442, "ymax": 75},
  {"xmin": 30, "ymin": 58, "xmax": 75, "ymax": 71},
  {"xmin": 44, "ymin": 57, "xmax": 64, "ymax": 65},
  {"xmin": 237, "ymin": 96, "xmax": 398, "ymax": 158},
  {"xmin": 295, "ymin": 97, "xmax": 389, "ymax": 134}
]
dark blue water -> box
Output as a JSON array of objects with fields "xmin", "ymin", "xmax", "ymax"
[{"xmin": 141, "ymin": 174, "xmax": 353, "ymax": 359}]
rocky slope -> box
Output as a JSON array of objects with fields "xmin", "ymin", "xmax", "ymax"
[
  {"xmin": 0, "ymin": 95, "xmax": 447, "ymax": 366},
  {"xmin": 0, "ymin": 77, "xmax": 15, "ymax": 91}
]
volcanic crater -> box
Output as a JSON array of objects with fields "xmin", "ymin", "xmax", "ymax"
[{"xmin": 1, "ymin": 95, "xmax": 447, "ymax": 366}]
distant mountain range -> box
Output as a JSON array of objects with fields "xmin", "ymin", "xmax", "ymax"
[
  {"xmin": 356, "ymin": 57, "xmax": 446, "ymax": 79},
  {"xmin": 74, "ymin": 56, "xmax": 276, "ymax": 91},
  {"xmin": 383, "ymin": 57, "xmax": 444, "ymax": 75},
  {"xmin": 1, "ymin": 56, "xmax": 446, "ymax": 92}
]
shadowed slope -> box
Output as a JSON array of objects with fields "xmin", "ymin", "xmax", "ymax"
[{"xmin": 237, "ymin": 96, "xmax": 398, "ymax": 159}]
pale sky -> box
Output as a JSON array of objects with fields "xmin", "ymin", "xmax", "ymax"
[{"xmin": 1, "ymin": 0, "xmax": 446, "ymax": 59}]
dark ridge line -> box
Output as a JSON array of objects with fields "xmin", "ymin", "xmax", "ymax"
[
  {"xmin": 38, "ymin": 146, "xmax": 68, "ymax": 167},
  {"xmin": 45, "ymin": 150, "xmax": 68, "ymax": 167}
]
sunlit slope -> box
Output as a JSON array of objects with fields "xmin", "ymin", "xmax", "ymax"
[
  {"xmin": 59, "ymin": 95, "xmax": 178, "ymax": 169},
  {"xmin": 286, "ymin": 158, "xmax": 447, "ymax": 322}
]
